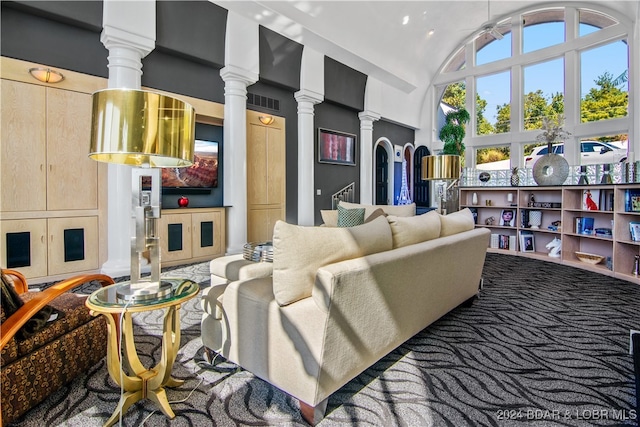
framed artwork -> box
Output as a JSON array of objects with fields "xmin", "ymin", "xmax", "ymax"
[
  {"xmin": 519, "ymin": 232, "xmax": 535, "ymax": 252},
  {"xmin": 318, "ymin": 128, "xmax": 357, "ymax": 166},
  {"xmin": 500, "ymin": 209, "xmax": 515, "ymax": 226}
]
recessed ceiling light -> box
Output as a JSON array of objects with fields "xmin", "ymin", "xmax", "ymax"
[
  {"xmin": 402, "ymin": 15, "xmax": 410, "ymax": 25},
  {"xmin": 428, "ymin": 29, "xmax": 435, "ymax": 36}
]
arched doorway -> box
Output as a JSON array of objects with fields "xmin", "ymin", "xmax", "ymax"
[
  {"xmin": 375, "ymin": 145, "xmax": 388, "ymax": 205},
  {"xmin": 413, "ymin": 146, "xmax": 431, "ymax": 208}
]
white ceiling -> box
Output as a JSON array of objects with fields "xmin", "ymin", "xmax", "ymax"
[{"xmin": 215, "ymin": 1, "xmax": 638, "ymax": 95}]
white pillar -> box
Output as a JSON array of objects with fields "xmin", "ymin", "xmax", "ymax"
[
  {"xmin": 99, "ymin": 0, "xmax": 155, "ymax": 278},
  {"xmin": 221, "ymin": 66, "xmax": 257, "ymax": 254},
  {"xmin": 295, "ymin": 90, "xmax": 323, "ymax": 225},
  {"xmin": 358, "ymin": 111, "xmax": 380, "ymax": 205}
]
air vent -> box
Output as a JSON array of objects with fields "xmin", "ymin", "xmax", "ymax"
[{"xmin": 247, "ymin": 93, "xmax": 280, "ymax": 112}]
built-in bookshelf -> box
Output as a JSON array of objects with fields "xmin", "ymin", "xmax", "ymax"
[{"xmin": 460, "ymin": 185, "xmax": 640, "ymax": 284}]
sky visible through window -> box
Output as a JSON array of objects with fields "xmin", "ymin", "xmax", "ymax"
[{"xmin": 476, "ymin": 23, "xmax": 628, "ymax": 124}]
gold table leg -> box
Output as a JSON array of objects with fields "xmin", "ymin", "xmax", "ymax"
[{"xmin": 95, "ymin": 304, "xmax": 184, "ymax": 427}]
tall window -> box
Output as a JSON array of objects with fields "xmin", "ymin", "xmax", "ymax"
[{"xmin": 434, "ymin": 6, "xmax": 631, "ymax": 169}]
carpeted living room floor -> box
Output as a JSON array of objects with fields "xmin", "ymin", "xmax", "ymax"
[{"xmin": 7, "ymin": 253, "xmax": 640, "ymax": 426}]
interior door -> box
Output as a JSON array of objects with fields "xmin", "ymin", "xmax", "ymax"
[
  {"xmin": 375, "ymin": 145, "xmax": 388, "ymax": 205},
  {"xmin": 413, "ymin": 146, "xmax": 431, "ymax": 207}
]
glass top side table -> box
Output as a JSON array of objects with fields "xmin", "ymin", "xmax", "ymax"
[{"xmin": 86, "ymin": 278, "xmax": 199, "ymax": 426}]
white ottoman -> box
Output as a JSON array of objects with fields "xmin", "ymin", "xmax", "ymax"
[{"xmin": 209, "ymin": 253, "xmax": 273, "ymax": 285}]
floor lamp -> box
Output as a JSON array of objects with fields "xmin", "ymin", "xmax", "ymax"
[
  {"xmin": 421, "ymin": 155, "xmax": 461, "ymax": 215},
  {"xmin": 89, "ymin": 88, "xmax": 195, "ymax": 301}
]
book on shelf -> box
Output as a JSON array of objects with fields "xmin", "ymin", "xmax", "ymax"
[
  {"xmin": 498, "ymin": 234, "xmax": 510, "ymax": 249},
  {"xmin": 626, "ymin": 189, "xmax": 640, "ymax": 212},
  {"xmin": 583, "ymin": 189, "xmax": 600, "ymax": 210},
  {"xmin": 490, "ymin": 234, "xmax": 499, "ymax": 249},
  {"xmin": 469, "ymin": 207, "xmax": 478, "ymax": 224},
  {"xmin": 575, "ymin": 217, "xmax": 595, "ymax": 235},
  {"xmin": 630, "ymin": 222, "xmax": 640, "ymax": 242}
]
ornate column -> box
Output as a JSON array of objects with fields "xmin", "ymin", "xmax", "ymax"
[
  {"xmin": 295, "ymin": 89, "xmax": 323, "ymax": 226},
  {"xmin": 99, "ymin": 0, "xmax": 155, "ymax": 277},
  {"xmin": 358, "ymin": 111, "xmax": 381, "ymax": 205},
  {"xmin": 220, "ymin": 65, "xmax": 258, "ymax": 254}
]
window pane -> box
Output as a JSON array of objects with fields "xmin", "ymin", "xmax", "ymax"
[
  {"xmin": 477, "ymin": 71, "xmax": 510, "ymax": 135},
  {"xmin": 476, "ymin": 29, "xmax": 512, "ymax": 66},
  {"xmin": 523, "ymin": 11, "xmax": 565, "ymax": 53},
  {"xmin": 523, "ymin": 58, "xmax": 564, "ymax": 130},
  {"xmin": 579, "ymin": 136, "xmax": 628, "ymax": 165},
  {"xmin": 476, "ymin": 145, "xmax": 510, "ymax": 170},
  {"xmin": 580, "ymin": 41, "xmax": 629, "ymax": 123},
  {"xmin": 579, "ymin": 9, "xmax": 617, "ymax": 37}
]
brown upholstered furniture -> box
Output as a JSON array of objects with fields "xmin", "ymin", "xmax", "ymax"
[{"xmin": 1, "ymin": 269, "xmax": 114, "ymax": 425}]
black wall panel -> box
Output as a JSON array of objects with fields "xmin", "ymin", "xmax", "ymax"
[
  {"xmin": 313, "ymin": 102, "xmax": 361, "ymax": 225},
  {"xmin": 142, "ymin": 50, "xmax": 224, "ymax": 103},
  {"xmin": 324, "ymin": 56, "xmax": 366, "ymax": 111},
  {"xmin": 156, "ymin": 1, "xmax": 226, "ymax": 67},
  {"xmin": 4, "ymin": 1, "xmax": 103, "ymax": 31},
  {"xmin": 258, "ymin": 26, "xmax": 303, "ymax": 91},
  {"xmin": 0, "ymin": 4, "xmax": 107, "ymax": 77},
  {"xmin": 373, "ymin": 120, "xmax": 415, "ymax": 147}
]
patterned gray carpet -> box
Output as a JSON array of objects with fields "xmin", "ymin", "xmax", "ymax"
[{"xmin": 8, "ymin": 254, "xmax": 640, "ymax": 426}]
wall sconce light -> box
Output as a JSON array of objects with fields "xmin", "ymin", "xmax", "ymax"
[
  {"xmin": 28, "ymin": 67, "xmax": 65, "ymax": 83},
  {"xmin": 259, "ymin": 115, "xmax": 275, "ymax": 125}
]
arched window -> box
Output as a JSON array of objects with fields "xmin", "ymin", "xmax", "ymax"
[{"xmin": 434, "ymin": 6, "xmax": 631, "ymax": 169}]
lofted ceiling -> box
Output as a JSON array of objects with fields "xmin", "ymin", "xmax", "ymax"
[{"xmin": 214, "ymin": 1, "xmax": 638, "ymax": 95}]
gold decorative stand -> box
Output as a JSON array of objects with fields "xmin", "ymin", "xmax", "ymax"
[{"xmin": 86, "ymin": 279, "xmax": 199, "ymax": 427}]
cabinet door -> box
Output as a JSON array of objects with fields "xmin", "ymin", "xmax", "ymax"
[
  {"xmin": 266, "ymin": 126, "xmax": 286, "ymax": 205},
  {"xmin": 0, "ymin": 219, "xmax": 48, "ymax": 279},
  {"xmin": 247, "ymin": 207, "xmax": 282, "ymax": 242},
  {"xmin": 46, "ymin": 88, "xmax": 97, "ymax": 210},
  {"xmin": 0, "ymin": 80, "xmax": 46, "ymax": 212},
  {"xmin": 159, "ymin": 213, "xmax": 192, "ymax": 262},
  {"xmin": 247, "ymin": 123, "xmax": 269, "ymax": 205},
  {"xmin": 47, "ymin": 216, "xmax": 99, "ymax": 275},
  {"xmin": 191, "ymin": 211, "xmax": 222, "ymax": 258}
]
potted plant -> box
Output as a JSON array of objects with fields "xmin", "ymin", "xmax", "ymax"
[{"xmin": 439, "ymin": 108, "xmax": 470, "ymax": 156}]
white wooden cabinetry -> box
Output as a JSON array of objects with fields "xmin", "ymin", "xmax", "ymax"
[{"xmin": 460, "ymin": 185, "xmax": 640, "ymax": 284}]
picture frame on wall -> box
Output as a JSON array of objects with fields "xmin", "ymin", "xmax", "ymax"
[{"xmin": 318, "ymin": 128, "xmax": 357, "ymax": 166}]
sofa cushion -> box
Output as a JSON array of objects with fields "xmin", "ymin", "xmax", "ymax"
[
  {"xmin": 440, "ymin": 208, "xmax": 475, "ymax": 236},
  {"xmin": 320, "ymin": 210, "xmax": 339, "ymax": 227},
  {"xmin": 272, "ymin": 215, "xmax": 392, "ymax": 306},
  {"xmin": 338, "ymin": 201, "xmax": 415, "ymax": 218},
  {"xmin": 337, "ymin": 205, "xmax": 365, "ymax": 227},
  {"xmin": 387, "ymin": 210, "xmax": 441, "ymax": 248}
]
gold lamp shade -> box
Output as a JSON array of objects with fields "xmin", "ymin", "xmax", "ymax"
[
  {"xmin": 89, "ymin": 89, "xmax": 196, "ymax": 167},
  {"xmin": 421, "ymin": 155, "xmax": 461, "ymax": 180}
]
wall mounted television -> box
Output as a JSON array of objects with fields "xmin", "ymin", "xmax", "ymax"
[{"xmin": 162, "ymin": 140, "xmax": 218, "ymax": 194}]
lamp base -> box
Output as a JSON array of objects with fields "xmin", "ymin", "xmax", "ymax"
[{"xmin": 116, "ymin": 280, "xmax": 173, "ymax": 303}]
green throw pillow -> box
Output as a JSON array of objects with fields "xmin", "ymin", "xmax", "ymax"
[{"xmin": 337, "ymin": 205, "xmax": 365, "ymax": 227}]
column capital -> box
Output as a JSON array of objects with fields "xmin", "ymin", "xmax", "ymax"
[
  {"xmin": 294, "ymin": 89, "xmax": 324, "ymax": 105},
  {"xmin": 101, "ymin": 25, "xmax": 155, "ymax": 58},
  {"xmin": 220, "ymin": 65, "xmax": 258, "ymax": 86},
  {"xmin": 359, "ymin": 110, "xmax": 381, "ymax": 123}
]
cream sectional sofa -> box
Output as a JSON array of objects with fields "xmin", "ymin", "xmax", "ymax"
[{"xmin": 201, "ymin": 207, "xmax": 490, "ymax": 425}]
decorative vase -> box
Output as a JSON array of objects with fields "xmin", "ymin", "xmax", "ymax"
[
  {"xmin": 529, "ymin": 210, "xmax": 542, "ymax": 229},
  {"xmin": 472, "ymin": 192, "xmax": 478, "ymax": 205},
  {"xmin": 510, "ymin": 167, "xmax": 520, "ymax": 187},
  {"xmin": 532, "ymin": 154, "xmax": 569, "ymax": 186}
]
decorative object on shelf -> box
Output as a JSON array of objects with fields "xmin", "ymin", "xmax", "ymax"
[
  {"xmin": 600, "ymin": 164, "xmax": 613, "ymax": 184},
  {"xmin": 177, "ymin": 196, "xmax": 189, "ymax": 208},
  {"xmin": 519, "ymin": 231, "xmax": 535, "ymax": 252},
  {"xmin": 472, "ymin": 192, "xmax": 478, "ymax": 205},
  {"xmin": 397, "ymin": 159, "xmax": 412, "ymax": 205},
  {"xmin": 549, "ymin": 220, "xmax": 562, "ymax": 232},
  {"xmin": 575, "ymin": 217, "xmax": 595, "ymax": 235},
  {"xmin": 578, "ymin": 165, "xmax": 589, "ymax": 185},
  {"xmin": 485, "ymin": 216, "xmax": 495, "ymax": 225},
  {"xmin": 510, "ymin": 167, "xmax": 520, "ymax": 186},
  {"xmin": 633, "ymin": 255, "xmax": 640, "ymax": 276},
  {"xmin": 528, "ymin": 193, "xmax": 535, "ymax": 206},
  {"xmin": 479, "ymin": 171, "xmax": 491, "ymax": 183},
  {"xmin": 584, "ymin": 189, "xmax": 599, "ymax": 210},
  {"xmin": 532, "ymin": 116, "xmax": 571, "ymax": 186},
  {"xmin": 500, "ymin": 209, "xmax": 515, "ymax": 226},
  {"xmin": 545, "ymin": 237, "xmax": 561, "ymax": 258},
  {"xmin": 485, "ymin": 200, "xmax": 492, "ymax": 206},
  {"xmin": 507, "ymin": 192, "xmax": 514, "ymax": 204},
  {"xmin": 575, "ymin": 251, "xmax": 605, "ymax": 265},
  {"xmin": 528, "ymin": 210, "xmax": 542, "ymax": 229},
  {"xmin": 89, "ymin": 88, "xmax": 196, "ymax": 299}
]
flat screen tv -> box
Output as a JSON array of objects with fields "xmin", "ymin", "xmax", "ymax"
[{"xmin": 162, "ymin": 140, "xmax": 218, "ymax": 193}]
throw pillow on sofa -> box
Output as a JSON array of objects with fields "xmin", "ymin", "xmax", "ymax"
[
  {"xmin": 272, "ymin": 215, "xmax": 393, "ymax": 306},
  {"xmin": 320, "ymin": 210, "xmax": 339, "ymax": 227},
  {"xmin": 338, "ymin": 201, "xmax": 416, "ymax": 218},
  {"xmin": 337, "ymin": 205, "xmax": 365, "ymax": 227},
  {"xmin": 387, "ymin": 210, "xmax": 441, "ymax": 248},
  {"xmin": 440, "ymin": 208, "xmax": 475, "ymax": 236}
]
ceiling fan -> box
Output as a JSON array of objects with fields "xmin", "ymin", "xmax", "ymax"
[{"xmin": 466, "ymin": 0, "xmax": 506, "ymax": 40}]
